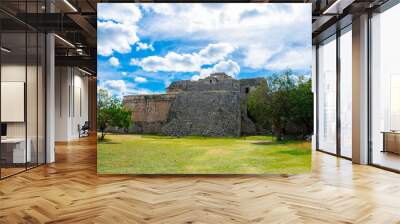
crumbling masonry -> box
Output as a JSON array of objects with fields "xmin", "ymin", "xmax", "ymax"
[{"xmin": 123, "ymin": 73, "xmax": 264, "ymax": 137}]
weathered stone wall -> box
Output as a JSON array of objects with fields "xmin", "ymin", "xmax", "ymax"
[
  {"xmin": 123, "ymin": 94, "xmax": 176, "ymax": 134},
  {"xmin": 239, "ymin": 78, "xmax": 266, "ymax": 135},
  {"xmin": 167, "ymin": 79, "xmax": 239, "ymax": 93},
  {"xmin": 123, "ymin": 73, "xmax": 264, "ymax": 137},
  {"xmin": 161, "ymin": 91, "xmax": 241, "ymax": 137}
]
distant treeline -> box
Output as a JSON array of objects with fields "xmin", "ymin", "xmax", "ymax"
[{"xmin": 247, "ymin": 70, "xmax": 313, "ymax": 140}]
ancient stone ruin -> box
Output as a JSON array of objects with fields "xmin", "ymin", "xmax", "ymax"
[{"xmin": 123, "ymin": 73, "xmax": 264, "ymax": 137}]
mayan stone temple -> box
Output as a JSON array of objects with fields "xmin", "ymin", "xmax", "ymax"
[{"xmin": 123, "ymin": 73, "xmax": 264, "ymax": 137}]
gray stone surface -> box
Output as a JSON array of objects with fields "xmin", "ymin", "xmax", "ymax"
[
  {"xmin": 167, "ymin": 78, "xmax": 239, "ymax": 93},
  {"xmin": 239, "ymin": 78, "xmax": 267, "ymax": 134},
  {"xmin": 123, "ymin": 94, "xmax": 176, "ymax": 134},
  {"xmin": 161, "ymin": 91, "xmax": 241, "ymax": 137},
  {"xmin": 123, "ymin": 73, "xmax": 264, "ymax": 137}
]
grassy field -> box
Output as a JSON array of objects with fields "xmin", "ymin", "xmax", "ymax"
[{"xmin": 97, "ymin": 134, "xmax": 311, "ymax": 174}]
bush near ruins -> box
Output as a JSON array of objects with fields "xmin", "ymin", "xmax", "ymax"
[
  {"xmin": 97, "ymin": 89, "xmax": 131, "ymax": 141},
  {"xmin": 247, "ymin": 70, "xmax": 313, "ymax": 141}
]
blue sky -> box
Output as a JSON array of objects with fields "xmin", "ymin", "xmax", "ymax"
[{"xmin": 97, "ymin": 3, "xmax": 311, "ymax": 96}]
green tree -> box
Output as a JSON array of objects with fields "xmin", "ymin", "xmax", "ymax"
[
  {"xmin": 267, "ymin": 71, "xmax": 295, "ymax": 140},
  {"xmin": 289, "ymin": 76, "xmax": 313, "ymax": 137},
  {"xmin": 247, "ymin": 70, "xmax": 313, "ymax": 141},
  {"xmin": 247, "ymin": 79, "xmax": 270, "ymax": 131},
  {"xmin": 97, "ymin": 89, "xmax": 131, "ymax": 141}
]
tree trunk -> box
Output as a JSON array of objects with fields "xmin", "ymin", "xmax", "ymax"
[
  {"xmin": 276, "ymin": 127, "xmax": 283, "ymax": 141},
  {"xmin": 276, "ymin": 133, "xmax": 282, "ymax": 141},
  {"xmin": 100, "ymin": 130, "xmax": 105, "ymax": 141}
]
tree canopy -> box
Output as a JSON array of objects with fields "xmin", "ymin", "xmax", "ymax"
[
  {"xmin": 247, "ymin": 70, "xmax": 313, "ymax": 140},
  {"xmin": 97, "ymin": 89, "xmax": 131, "ymax": 141}
]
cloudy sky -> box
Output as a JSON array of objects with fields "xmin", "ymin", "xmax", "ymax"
[{"xmin": 97, "ymin": 3, "xmax": 311, "ymax": 96}]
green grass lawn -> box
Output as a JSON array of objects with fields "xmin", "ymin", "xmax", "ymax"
[{"xmin": 97, "ymin": 134, "xmax": 311, "ymax": 174}]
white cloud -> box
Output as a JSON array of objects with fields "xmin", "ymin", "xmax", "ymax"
[
  {"xmin": 99, "ymin": 79, "xmax": 153, "ymax": 96},
  {"xmin": 109, "ymin": 57, "xmax": 120, "ymax": 67},
  {"xmin": 164, "ymin": 79, "xmax": 172, "ymax": 87},
  {"xmin": 191, "ymin": 67, "xmax": 212, "ymax": 81},
  {"xmin": 134, "ymin": 76, "xmax": 148, "ymax": 83},
  {"xmin": 125, "ymin": 88, "xmax": 153, "ymax": 95},
  {"xmin": 130, "ymin": 58, "xmax": 140, "ymax": 65},
  {"xmin": 192, "ymin": 59, "xmax": 240, "ymax": 81},
  {"xmin": 98, "ymin": 3, "xmax": 142, "ymax": 25},
  {"xmin": 121, "ymin": 72, "xmax": 127, "ymax": 76},
  {"xmin": 98, "ymin": 21, "xmax": 140, "ymax": 56},
  {"xmin": 135, "ymin": 43, "xmax": 235, "ymax": 73},
  {"xmin": 212, "ymin": 60, "xmax": 240, "ymax": 77},
  {"xmin": 265, "ymin": 48, "xmax": 311, "ymax": 70},
  {"xmin": 97, "ymin": 4, "xmax": 142, "ymax": 56},
  {"xmin": 198, "ymin": 43, "xmax": 235, "ymax": 64},
  {"xmin": 136, "ymin": 42, "xmax": 155, "ymax": 51},
  {"xmin": 139, "ymin": 4, "xmax": 311, "ymax": 71},
  {"xmin": 199, "ymin": 67, "xmax": 214, "ymax": 76},
  {"xmin": 101, "ymin": 80, "xmax": 127, "ymax": 95},
  {"xmin": 191, "ymin": 74, "xmax": 206, "ymax": 81},
  {"xmin": 141, "ymin": 4, "xmax": 309, "ymax": 39},
  {"xmin": 139, "ymin": 52, "xmax": 202, "ymax": 72},
  {"xmin": 243, "ymin": 44, "xmax": 280, "ymax": 69},
  {"xmin": 98, "ymin": 3, "xmax": 311, "ymax": 95}
]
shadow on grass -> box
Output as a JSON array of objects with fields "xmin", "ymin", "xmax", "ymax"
[
  {"xmin": 274, "ymin": 149, "xmax": 310, "ymax": 156},
  {"xmin": 97, "ymin": 139, "xmax": 121, "ymax": 145},
  {"xmin": 141, "ymin": 135, "xmax": 178, "ymax": 139},
  {"xmin": 250, "ymin": 140, "xmax": 295, "ymax": 146},
  {"xmin": 250, "ymin": 141, "xmax": 275, "ymax": 145}
]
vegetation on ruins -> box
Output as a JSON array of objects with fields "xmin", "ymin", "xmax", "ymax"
[
  {"xmin": 97, "ymin": 89, "xmax": 131, "ymax": 141},
  {"xmin": 248, "ymin": 70, "xmax": 313, "ymax": 141}
]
